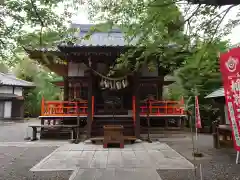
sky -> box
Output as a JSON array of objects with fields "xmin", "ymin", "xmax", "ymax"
[
  {"xmin": 71, "ymin": 4, "xmax": 240, "ymax": 45},
  {"xmin": 227, "ymin": 26, "xmax": 240, "ymax": 45},
  {"xmin": 221, "ymin": 6, "xmax": 240, "ymax": 45}
]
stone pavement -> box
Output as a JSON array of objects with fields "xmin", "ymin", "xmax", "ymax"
[
  {"xmin": 30, "ymin": 142, "xmax": 194, "ymax": 180},
  {"xmin": 2, "ymin": 120, "xmax": 240, "ymax": 180}
]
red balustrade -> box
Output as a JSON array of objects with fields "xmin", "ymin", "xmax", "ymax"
[
  {"xmin": 139, "ymin": 99, "xmax": 185, "ymax": 116},
  {"xmin": 41, "ymin": 96, "xmax": 185, "ymax": 117},
  {"xmin": 41, "ymin": 98, "xmax": 88, "ymax": 116},
  {"xmin": 92, "ymin": 96, "xmax": 94, "ymax": 120}
]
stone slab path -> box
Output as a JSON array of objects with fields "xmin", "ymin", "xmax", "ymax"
[{"xmin": 30, "ymin": 142, "xmax": 194, "ymax": 180}]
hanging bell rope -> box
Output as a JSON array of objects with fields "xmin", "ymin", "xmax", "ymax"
[
  {"xmin": 91, "ymin": 67, "xmax": 128, "ymax": 81},
  {"xmin": 84, "ymin": 57, "xmax": 131, "ymax": 81}
]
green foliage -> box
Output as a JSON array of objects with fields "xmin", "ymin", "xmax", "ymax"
[
  {"xmin": 88, "ymin": 0, "xmax": 187, "ymax": 73},
  {"xmin": 166, "ymin": 40, "xmax": 228, "ymax": 125},
  {"xmin": 1, "ymin": 0, "xmax": 82, "ymax": 116},
  {"xmin": 87, "ymin": 0, "xmax": 240, "ymax": 73},
  {"xmin": 0, "ymin": 0, "xmax": 238, "ymax": 123},
  {"xmin": 0, "ymin": 63, "xmax": 8, "ymax": 73},
  {"xmin": 0, "ymin": 0, "xmax": 81, "ymax": 65},
  {"xmin": 86, "ymin": 0, "xmax": 237, "ymax": 127},
  {"xmin": 14, "ymin": 58, "xmax": 61, "ymax": 117}
]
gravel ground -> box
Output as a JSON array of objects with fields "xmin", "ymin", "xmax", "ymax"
[
  {"xmin": 158, "ymin": 134, "xmax": 240, "ymax": 180},
  {"xmin": 0, "ymin": 146, "xmax": 72, "ymax": 180},
  {"xmin": 0, "ymin": 120, "xmax": 72, "ymax": 180},
  {"xmin": 1, "ymin": 120, "xmax": 240, "ymax": 180},
  {"xmin": 0, "ymin": 119, "xmax": 37, "ymax": 142}
]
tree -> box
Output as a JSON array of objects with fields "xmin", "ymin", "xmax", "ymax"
[
  {"xmin": 0, "ymin": 0, "xmax": 81, "ymax": 65},
  {"xmin": 86, "ymin": 1, "xmax": 238, "ymax": 126},
  {"xmin": 0, "ymin": 63, "xmax": 8, "ymax": 73},
  {"xmin": 87, "ymin": 0, "xmax": 239, "ymax": 73},
  {"xmin": 13, "ymin": 57, "xmax": 61, "ymax": 117},
  {"xmin": 166, "ymin": 40, "xmax": 229, "ymax": 127}
]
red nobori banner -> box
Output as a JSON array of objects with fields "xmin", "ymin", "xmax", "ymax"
[
  {"xmin": 220, "ymin": 47, "xmax": 240, "ymax": 151},
  {"xmin": 195, "ymin": 96, "xmax": 202, "ymax": 129}
]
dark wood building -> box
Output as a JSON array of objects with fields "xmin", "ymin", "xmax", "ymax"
[{"xmin": 26, "ymin": 24, "xmax": 186, "ymax": 140}]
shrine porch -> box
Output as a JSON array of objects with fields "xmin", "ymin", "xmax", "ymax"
[{"xmin": 38, "ymin": 97, "xmax": 186, "ymax": 140}]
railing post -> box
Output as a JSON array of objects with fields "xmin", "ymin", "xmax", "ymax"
[
  {"xmin": 132, "ymin": 96, "xmax": 136, "ymax": 126},
  {"xmin": 133, "ymin": 72, "xmax": 140, "ymax": 138},
  {"xmin": 41, "ymin": 96, "xmax": 45, "ymax": 116},
  {"xmin": 92, "ymin": 96, "xmax": 94, "ymax": 120},
  {"xmin": 165, "ymin": 101, "xmax": 167, "ymax": 114},
  {"xmin": 180, "ymin": 96, "xmax": 185, "ymax": 114},
  {"xmin": 180, "ymin": 96, "xmax": 184, "ymax": 104}
]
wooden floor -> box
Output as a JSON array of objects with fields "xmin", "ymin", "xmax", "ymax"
[{"xmin": 39, "ymin": 114, "xmax": 186, "ymax": 118}]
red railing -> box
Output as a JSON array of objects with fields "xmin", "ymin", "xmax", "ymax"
[
  {"xmin": 92, "ymin": 96, "xmax": 94, "ymax": 120},
  {"xmin": 41, "ymin": 98, "xmax": 88, "ymax": 116},
  {"xmin": 41, "ymin": 96, "xmax": 185, "ymax": 117},
  {"xmin": 139, "ymin": 99, "xmax": 185, "ymax": 116}
]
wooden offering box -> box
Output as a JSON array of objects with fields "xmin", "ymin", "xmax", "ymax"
[{"xmin": 103, "ymin": 125, "xmax": 124, "ymax": 148}]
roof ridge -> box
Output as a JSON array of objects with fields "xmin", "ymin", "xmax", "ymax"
[
  {"xmin": 7, "ymin": 74, "xmax": 33, "ymax": 84},
  {"xmin": 0, "ymin": 72, "xmax": 34, "ymax": 87}
]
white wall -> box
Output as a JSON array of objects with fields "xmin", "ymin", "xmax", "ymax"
[
  {"xmin": 0, "ymin": 86, "xmax": 13, "ymax": 94},
  {"xmin": 14, "ymin": 87, "xmax": 23, "ymax": 96},
  {"xmin": 4, "ymin": 101, "xmax": 12, "ymax": 118},
  {"xmin": 68, "ymin": 62, "xmax": 88, "ymax": 77},
  {"xmin": 0, "ymin": 86, "xmax": 23, "ymax": 96},
  {"xmin": 68, "ymin": 62, "xmax": 159, "ymax": 77}
]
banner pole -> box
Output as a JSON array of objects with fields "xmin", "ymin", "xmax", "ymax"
[
  {"xmin": 194, "ymin": 95, "xmax": 202, "ymax": 157},
  {"xmin": 195, "ymin": 127, "xmax": 198, "ymax": 152},
  {"xmin": 195, "ymin": 96, "xmax": 198, "ymax": 153},
  {"xmin": 236, "ymin": 151, "xmax": 239, "ymax": 164}
]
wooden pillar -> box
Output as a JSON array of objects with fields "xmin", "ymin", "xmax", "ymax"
[
  {"xmin": 157, "ymin": 65, "xmax": 164, "ymax": 100},
  {"xmin": 63, "ymin": 77, "xmax": 69, "ymax": 101},
  {"xmin": 133, "ymin": 72, "xmax": 140, "ymax": 138},
  {"xmin": 165, "ymin": 118, "xmax": 168, "ymax": 129},
  {"xmin": 157, "ymin": 78, "xmax": 164, "ymax": 100},
  {"xmin": 87, "ymin": 70, "xmax": 93, "ymax": 138},
  {"xmin": 157, "ymin": 83, "xmax": 163, "ymax": 100}
]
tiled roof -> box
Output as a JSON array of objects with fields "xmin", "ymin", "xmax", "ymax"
[
  {"xmin": 61, "ymin": 24, "xmax": 138, "ymax": 47},
  {"xmin": 0, "ymin": 73, "xmax": 34, "ymax": 87},
  {"xmin": 205, "ymin": 87, "xmax": 224, "ymax": 98},
  {"xmin": 59, "ymin": 24, "xmax": 186, "ymax": 50}
]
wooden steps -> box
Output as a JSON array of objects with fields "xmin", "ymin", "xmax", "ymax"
[
  {"xmin": 91, "ymin": 116, "xmax": 135, "ymax": 137},
  {"xmin": 89, "ymin": 136, "xmax": 137, "ymax": 141}
]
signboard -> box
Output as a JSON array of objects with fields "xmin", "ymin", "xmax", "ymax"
[
  {"xmin": 195, "ymin": 96, "xmax": 202, "ymax": 129},
  {"xmin": 220, "ymin": 47, "xmax": 240, "ymax": 151}
]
